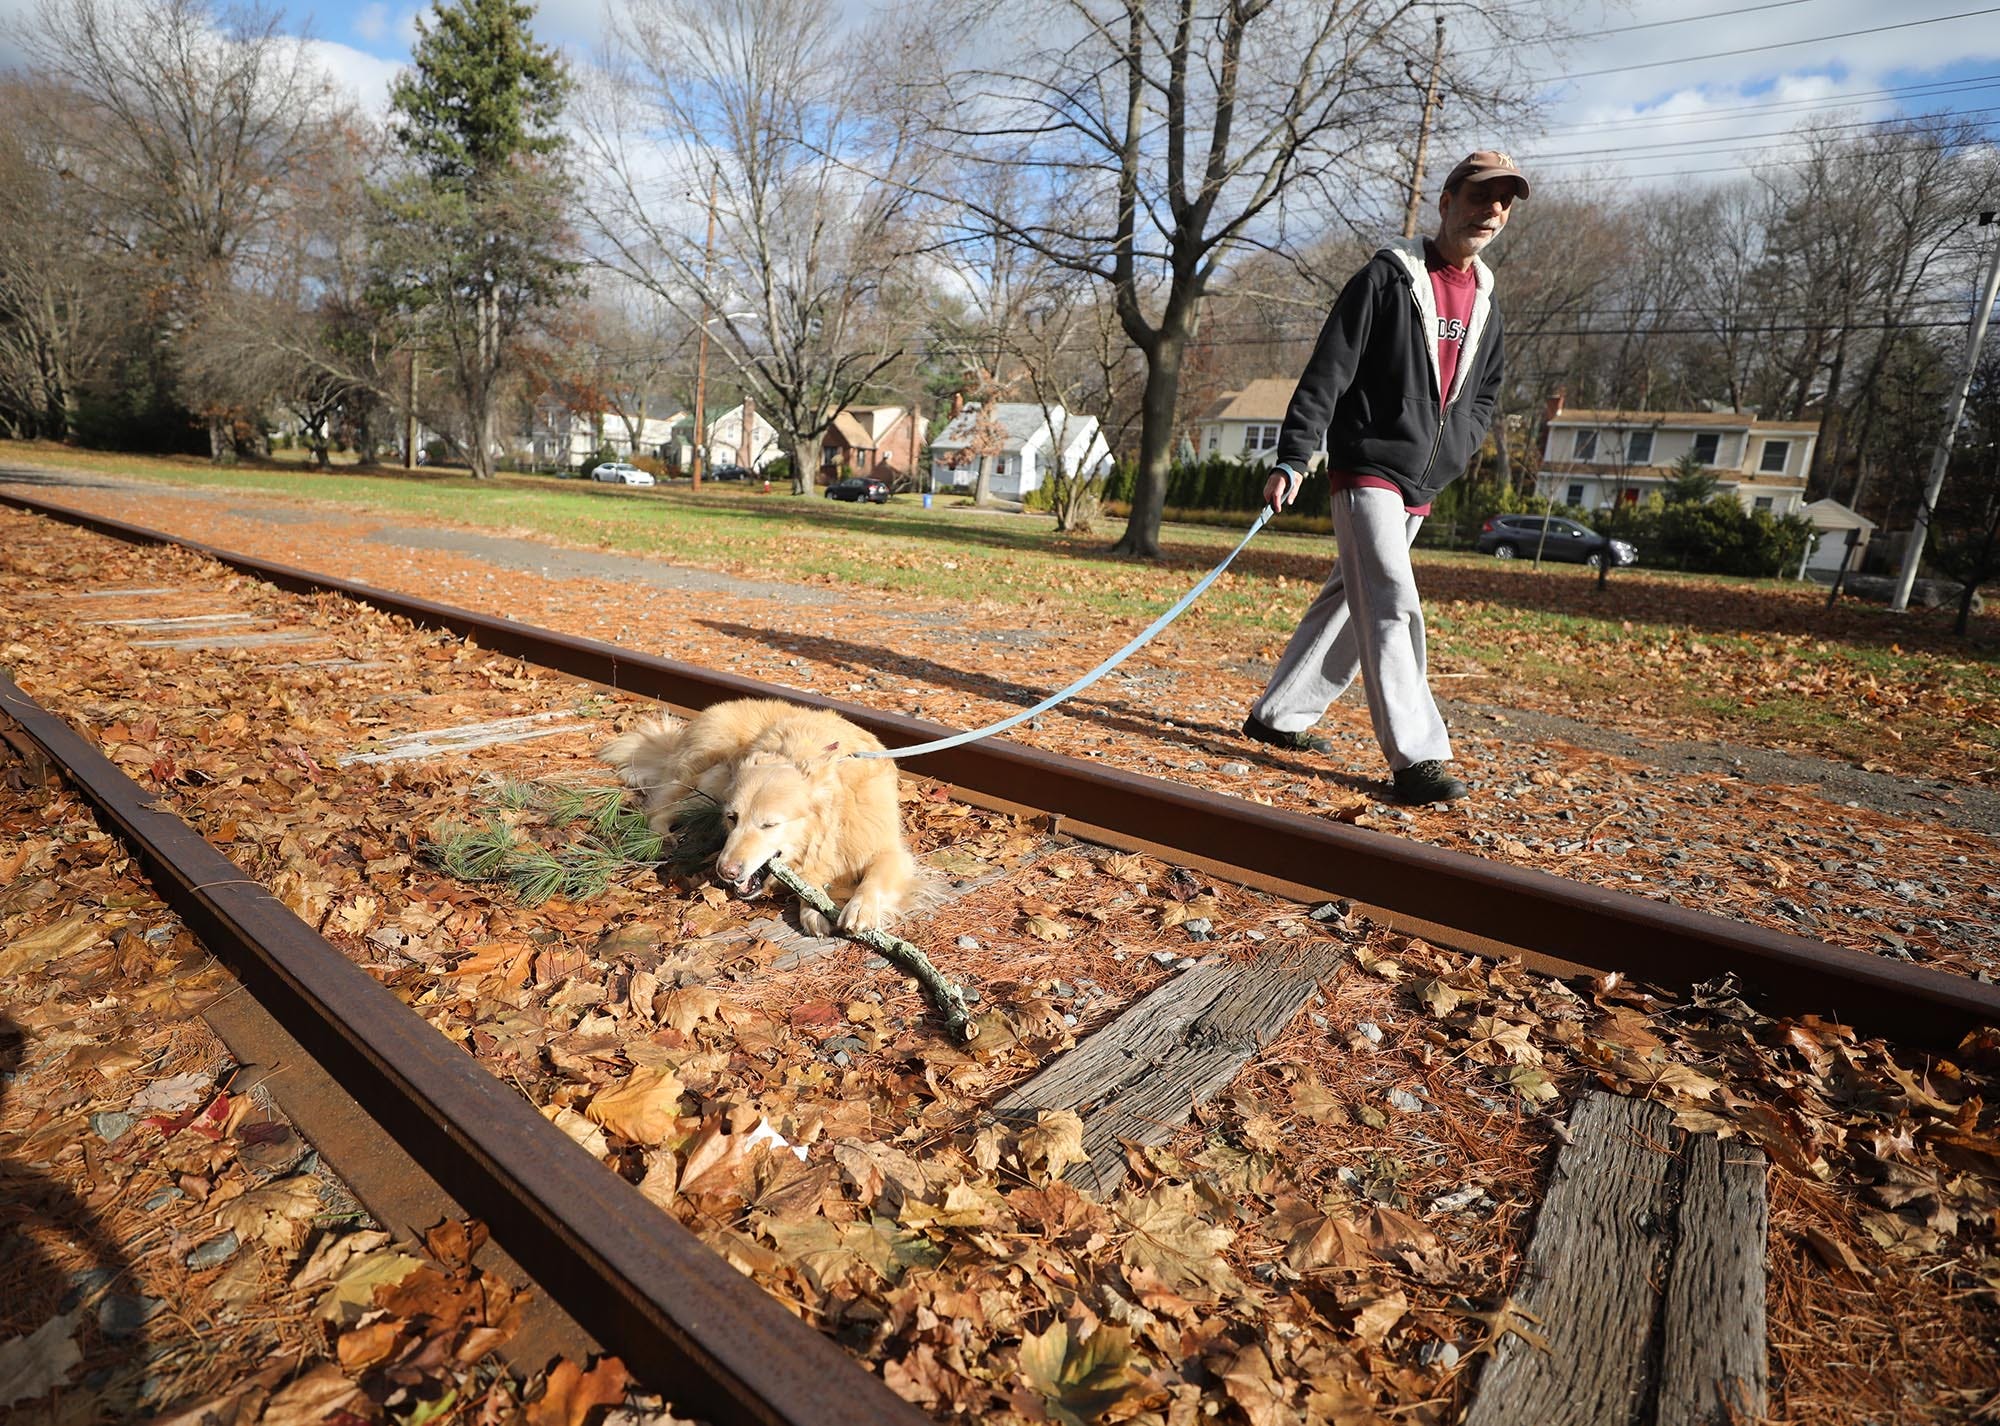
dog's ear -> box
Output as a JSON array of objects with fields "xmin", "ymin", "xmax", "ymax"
[
  {"xmin": 741, "ymin": 748, "xmax": 788, "ymax": 769},
  {"xmin": 798, "ymin": 739, "xmax": 848, "ymax": 775}
]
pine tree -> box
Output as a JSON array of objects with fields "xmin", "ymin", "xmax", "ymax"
[{"xmin": 376, "ymin": 0, "xmax": 575, "ymax": 479}]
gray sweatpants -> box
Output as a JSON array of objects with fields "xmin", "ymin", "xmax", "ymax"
[{"xmin": 1250, "ymin": 484, "xmax": 1452, "ymax": 771}]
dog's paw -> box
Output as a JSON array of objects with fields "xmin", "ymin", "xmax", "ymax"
[
  {"xmin": 838, "ymin": 890, "xmax": 894, "ymax": 933},
  {"xmin": 799, "ymin": 906, "xmax": 834, "ymax": 937}
]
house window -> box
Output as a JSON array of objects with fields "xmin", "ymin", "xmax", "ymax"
[
  {"xmin": 1566, "ymin": 483, "xmax": 1585, "ymax": 507},
  {"xmin": 1207, "ymin": 431, "xmax": 1218, "ymax": 451},
  {"xmin": 1753, "ymin": 496, "xmax": 1774, "ymax": 511},
  {"xmin": 1572, "ymin": 430, "xmax": 1597, "ymax": 461},
  {"xmin": 1759, "ymin": 440, "xmax": 1790, "ymax": 473},
  {"xmin": 1625, "ymin": 430, "xmax": 1653, "ymax": 464},
  {"xmin": 1241, "ymin": 423, "xmax": 1279, "ymax": 454},
  {"xmin": 1692, "ymin": 431, "xmax": 1720, "ymax": 465}
]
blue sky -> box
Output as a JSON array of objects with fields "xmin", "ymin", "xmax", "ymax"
[{"xmin": 3, "ymin": 0, "xmax": 1997, "ymax": 191}]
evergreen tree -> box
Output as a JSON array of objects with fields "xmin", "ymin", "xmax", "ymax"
[
  {"xmin": 1663, "ymin": 450, "xmax": 1720, "ymax": 505},
  {"xmin": 376, "ymin": 0, "xmax": 575, "ymax": 479}
]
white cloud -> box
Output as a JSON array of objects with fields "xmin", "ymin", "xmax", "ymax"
[
  {"xmin": 352, "ymin": 3, "xmax": 388, "ymax": 44},
  {"xmin": 1514, "ymin": 0, "xmax": 2000, "ymax": 192},
  {"xmin": 295, "ymin": 35, "xmax": 404, "ymax": 115}
]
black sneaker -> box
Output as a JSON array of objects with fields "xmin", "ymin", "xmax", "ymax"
[
  {"xmin": 1241, "ymin": 715, "xmax": 1334, "ymax": 755},
  {"xmin": 1392, "ymin": 759, "xmax": 1468, "ymax": 805}
]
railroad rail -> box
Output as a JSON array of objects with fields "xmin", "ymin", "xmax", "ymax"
[
  {"xmin": 0, "ymin": 669, "xmax": 929, "ymax": 1426},
  {"xmin": 5, "ymin": 486, "xmax": 1996, "ymax": 1053}
]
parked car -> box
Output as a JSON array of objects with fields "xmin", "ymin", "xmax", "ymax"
[
  {"xmin": 1477, "ymin": 514, "xmax": 1635, "ymax": 569},
  {"xmin": 826, "ymin": 476, "xmax": 890, "ymax": 504},
  {"xmin": 707, "ymin": 463, "xmax": 752, "ymax": 481},
  {"xmin": 592, "ymin": 461, "xmax": 655, "ymax": 486}
]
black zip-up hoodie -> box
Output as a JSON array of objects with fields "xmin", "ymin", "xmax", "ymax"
[{"xmin": 1274, "ymin": 237, "xmax": 1504, "ymax": 509}]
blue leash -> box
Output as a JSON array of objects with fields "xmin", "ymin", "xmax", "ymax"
[{"xmin": 851, "ymin": 506, "xmax": 1274, "ymax": 761}]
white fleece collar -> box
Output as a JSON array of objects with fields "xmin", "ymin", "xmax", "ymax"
[{"xmin": 1381, "ymin": 237, "xmax": 1494, "ymax": 405}]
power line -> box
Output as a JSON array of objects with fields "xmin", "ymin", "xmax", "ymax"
[
  {"xmin": 1526, "ymin": 136, "xmax": 1992, "ymax": 184},
  {"xmin": 1533, "ymin": 73, "xmax": 2000, "ymax": 137},
  {"xmin": 1554, "ymin": 6, "xmax": 2000, "ymax": 83},
  {"xmin": 1569, "ymin": 0, "xmax": 1823, "ymax": 39},
  {"xmin": 1521, "ymin": 106, "xmax": 2000, "ymax": 162}
]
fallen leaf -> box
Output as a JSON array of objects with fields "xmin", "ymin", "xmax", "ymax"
[
  {"xmin": 213, "ymin": 1176, "xmax": 322, "ymax": 1249},
  {"xmin": 257, "ymin": 1363, "xmax": 363, "ymax": 1426},
  {"xmin": 0, "ymin": 1310, "xmax": 82, "ymax": 1408},
  {"xmin": 0, "ymin": 916, "xmax": 102, "ymax": 979},
  {"xmin": 1019, "ymin": 1320, "xmax": 1153, "ymax": 1426},
  {"xmin": 585, "ymin": 1067, "xmax": 686, "ymax": 1146},
  {"xmin": 1117, "ymin": 1185, "xmax": 1238, "ymax": 1297},
  {"xmin": 526, "ymin": 1356, "xmax": 633, "ymax": 1426},
  {"xmin": 1024, "ymin": 914, "xmax": 1073, "ymax": 943},
  {"xmin": 1018, "ymin": 1110, "xmax": 1089, "ymax": 1180},
  {"xmin": 541, "ymin": 1105, "xmax": 611, "ymax": 1159}
]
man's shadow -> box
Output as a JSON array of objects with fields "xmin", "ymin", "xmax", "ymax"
[{"xmin": 0, "ymin": 1011, "xmax": 148, "ymax": 1420}]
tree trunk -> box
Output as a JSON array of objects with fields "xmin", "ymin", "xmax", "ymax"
[
  {"xmin": 208, "ymin": 414, "xmax": 233, "ymax": 463},
  {"xmin": 973, "ymin": 453, "xmax": 996, "ymax": 507},
  {"xmin": 1492, "ymin": 385, "xmax": 1513, "ymax": 494},
  {"xmin": 1112, "ymin": 340, "xmax": 1183, "ymax": 559},
  {"xmin": 792, "ymin": 437, "xmax": 816, "ymax": 495}
]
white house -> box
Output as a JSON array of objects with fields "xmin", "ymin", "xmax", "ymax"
[
  {"xmin": 1198, "ymin": 378, "xmax": 1296, "ymax": 465},
  {"xmin": 705, "ymin": 401, "xmax": 783, "ymax": 471},
  {"xmin": 531, "ymin": 395, "xmax": 690, "ymax": 469},
  {"xmin": 1800, "ymin": 498, "xmax": 1877, "ymax": 575},
  {"xmin": 928, "ymin": 403, "xmax": 1114, "ymax": 499},
  {"xmin": 1537, "ymin": 400, "xmax": 1821, "ymax": 516}
]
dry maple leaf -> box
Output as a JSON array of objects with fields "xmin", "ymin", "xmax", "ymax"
[
  {"xmin": 1019, "ymin": 1109, "xmax": 1089, "ymax": 1180},
  {"xmin": 526, "ymin": 1357, "xmax": 633, "ymax": 1426},
  {"xmin": 1024, "ymin": 913, "xmax": 1074, "ymax": 943},
  {"xmin": 1116, "ymin": 1185, "xmax": 1238, "ymax": 1297},
  {"xmin": 584, "ymin": 1066, "xmax": 686, "ymax": 1147},
  {"xmin": 213, "ymin": 1176, "xmax": 322, "ymax": 1249},
  {"xmin": 1018, "ymin": 1320, "xmax": 1155, "ymax": 1426}
]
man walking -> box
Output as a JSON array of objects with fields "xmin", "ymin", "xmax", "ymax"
[{"xmin": 1241, "ymin": 150, "xmax": 1527, "ymax": 805}]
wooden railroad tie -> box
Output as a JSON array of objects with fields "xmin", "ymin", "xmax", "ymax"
[
  {"xmin": 1464, "ymin": 1090, "xmax": 1769, "ymax": 1426},
  {"xmin": 988, "ymin": 938, "xmax": 1347, "ymax": 1196}
]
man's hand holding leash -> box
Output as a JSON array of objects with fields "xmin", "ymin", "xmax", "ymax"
[{"xmin": 1264, "ymin": 463, "xmax": 1303, "ymax": 513}]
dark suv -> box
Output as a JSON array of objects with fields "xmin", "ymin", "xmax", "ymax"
[
  {"xmin": 1477, "ymin": 514, "xmax": 1636, "ymax": 569},
  {"xmin": 826, "ymin": 476, "xmax": 890, "ymax": 504}
]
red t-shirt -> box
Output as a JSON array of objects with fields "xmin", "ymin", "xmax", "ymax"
[{"xmin": 1331, "ymin": 240, "xmax": 1478, "ymax": 517}]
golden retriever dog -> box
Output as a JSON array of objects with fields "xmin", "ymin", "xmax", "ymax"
[{"xmin": 599, "ymin": 698, "xmax": 913, "ymax": 935}]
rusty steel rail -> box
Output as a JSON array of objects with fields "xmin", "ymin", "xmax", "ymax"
[
  {"xmin": 0, "ymin": 671, "xmax": 928, "ymax": 1426},
  {"xmin": 5, "ymin": 488, "xmax": 1998, "ymax": 1053}
]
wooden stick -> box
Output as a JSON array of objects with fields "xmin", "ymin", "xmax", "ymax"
[{"xmin": 765, "ymin": 860, "xmax": 978, "ymax": 1043}]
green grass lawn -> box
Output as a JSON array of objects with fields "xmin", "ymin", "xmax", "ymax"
[{"xmin": 8, "ymin": 443, "xmax": 1997, "ymax": 774}]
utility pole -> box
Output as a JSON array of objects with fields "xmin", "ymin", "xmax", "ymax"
[
  {"xmin": 691, "ymin": 171, "xmax": 718, "ymax": 492},
  {"xmin": 1402, "ymin": 15, "xmax": 1446, "ymax": 240},
  {"xmin": 404, "ymin": 346, "xmax": 419, "ymax": 471},
  {"xmin": 1893, "ymin": 209, "xmax": 2000, "ymax": 612}
]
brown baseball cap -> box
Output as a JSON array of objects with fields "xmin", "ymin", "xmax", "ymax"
[{"xmin": 1443, "ymin": 149, "xmax": 1530, "ymax": 198}]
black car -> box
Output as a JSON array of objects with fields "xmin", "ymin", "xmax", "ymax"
[
  {"xmin": 707, "ymin": 463, "xmax": 752, "ymax": 481},
  {"xmin": 1477, "ymin": 514, "xmax": 1636, "ymax": 569},
  {"xmin": 826, "ymin": 476, "xmax": 890, "ymax": 504}
]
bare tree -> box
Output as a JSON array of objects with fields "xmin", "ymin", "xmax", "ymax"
[
  {"xmin": 0, "ymin": 81, "xmax": 122, "ymax": 440},
  {"xmin": 578, "ymin": 0, "xmax": 926, "ymax": 495},
  {"xmin": 19, "ymin": 0, "xmax": 339, "ymax": 458},
  {"xmin": 898, "ymin": 0, "xmax": 1562, "ymax": 556}
]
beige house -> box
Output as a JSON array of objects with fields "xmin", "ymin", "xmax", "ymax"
[
  {"xmin": 1538, "ymin": 399, "xmax": 1821, "ymax": 515},
  {"xmin": 1198, "ymin": 378, "xmax": 1297, "ymax": 465}
]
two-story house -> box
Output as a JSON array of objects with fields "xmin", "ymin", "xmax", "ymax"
[
  {"xmin": 820, "ymin": 404, "xmax": 926, "ymax": 487},
  {"xmin": 705, "ymin": 401, "xmax": 782, "ymax": 472},
  {"xmin": 1197, "ymin": 379, "xmax": 1296, "ymax": 466},
  {"xmin": 1538, "ymin": 398, "xmax": 1821, "ymax": 516}
]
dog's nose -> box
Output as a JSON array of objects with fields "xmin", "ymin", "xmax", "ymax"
[{"xmin": 716, "ymin": 859, "xmax": 740, "ymax": 881}]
